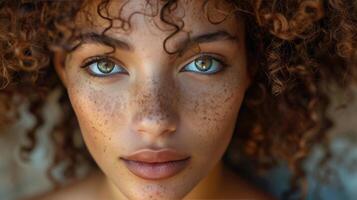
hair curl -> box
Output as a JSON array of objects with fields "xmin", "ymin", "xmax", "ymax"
[{"xmin": 0, "ymin": 0, "xmax": 356, "ymax": 198}]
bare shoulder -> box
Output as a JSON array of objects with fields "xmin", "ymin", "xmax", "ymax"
[
  {"xmin": 23, "ymin": 172, "xmax": 104, "ymax": 200},
  {"xmin": 219, "ymin": 165, "xmax": 276, "ymax": 200}
]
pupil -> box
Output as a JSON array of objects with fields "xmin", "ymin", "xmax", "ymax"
[
  {"xmin": 195, "ymin": 57, "xmax": 212, "ymax": 71},
  {"xmin": 98, "ymin": 61, "xmax": 114, "ymax": 73}
]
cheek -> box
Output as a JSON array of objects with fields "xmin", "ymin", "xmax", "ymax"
[
  {"xmin": 195, "ymin": 83, "xmax": 241, "ymax": 125},
  {"xmin": 66, "ymin": 80, "xmax": 127, "ymax": 151},
  {"xmin": 181, "ymin": 77, "xmax": 245, "ymax": 161}
]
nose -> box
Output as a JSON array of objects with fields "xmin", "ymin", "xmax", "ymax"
[{"xmin": 130, "ymin": 78, "xmax": 178, "ymax": 140}]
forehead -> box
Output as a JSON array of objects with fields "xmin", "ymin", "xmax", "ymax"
[{"xmin": 77, "ymin": 0, "xmax": 243, "ymax": 37}]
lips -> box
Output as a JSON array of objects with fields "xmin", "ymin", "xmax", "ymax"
[{"xmin": 120, "ymin": 148, "xmax": 191, "ymax": 180}]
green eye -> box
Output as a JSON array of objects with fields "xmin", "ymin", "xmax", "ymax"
[
  {"xmin": 97, "ymin": 60, "xmax": 115, "ymax": 74},
  {"xmin": 194, "ymin": 57, "xmax": 212, "ymax": 71},
  {"xmin": 83, "ymin": 57, "xmax": 128, "ymax": 77},
  {"xmin": 182, "ymin": 55, "xmax": 226, "ymax": 74}
]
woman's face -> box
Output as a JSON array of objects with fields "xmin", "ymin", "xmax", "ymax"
[{"xmin": 55, "ymin": 0, "xmax": 250, "ymax": 199}]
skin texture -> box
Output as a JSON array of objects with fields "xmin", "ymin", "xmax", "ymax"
[
  {"xmin": 1, "ymin": 1, "xmax": 354, "ymax": 199},
  {"xmin": 54, "ymin": 0, "xmax": 253, "ymax": 199}
]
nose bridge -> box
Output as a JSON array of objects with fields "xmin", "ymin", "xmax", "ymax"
[
  {"xmin": 137, "ymin": 78, "xmax": 173, "ymax": 119},
  {"xmin": 131, "ymin": 75, "xmax": 178, "ymax": 139}
]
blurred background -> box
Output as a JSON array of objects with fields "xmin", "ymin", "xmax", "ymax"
[{"xmin": 1, "ymin": 85, "xmax": 357, "ymax": 200}]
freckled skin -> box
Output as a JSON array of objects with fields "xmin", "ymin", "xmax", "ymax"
[{"xmin": 55, "ymin": 0, "xmax": 250, "ymax": 199}]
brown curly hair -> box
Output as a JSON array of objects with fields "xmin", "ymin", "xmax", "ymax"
[{"xmin": 0, "ymin": 0, "xmax": 356, "ymax": 198}]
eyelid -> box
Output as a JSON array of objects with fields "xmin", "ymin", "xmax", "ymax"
[
  {"xmin": 80, "ymin": 55, "xmax": 124, "ymax": 69},
  {"xmin": 179, "ymin": 53, "xmax": 229, "ymax": 74},
  {"xmin": 81, "ymin": 55, "xmax": 129, "ymax": 77}
]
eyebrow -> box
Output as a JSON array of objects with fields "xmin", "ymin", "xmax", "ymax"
[
  {"xmin": 177, "ymin": 30, "xmax": 238, "ymax": 55},
  {"xmin": 187, "ymin": 30, "xmax": 238, "ymax": 45},
  {"xmin": 75, "ymin": 32, "xmax": 132, "ymax": 51},
  {"xmin": 75, "ymin": 30, "xmax": 238, "ymax": 54}
]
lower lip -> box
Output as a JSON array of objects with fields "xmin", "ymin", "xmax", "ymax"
[{"xmin": 122, "ymin": 158, "xmax": 190, "ymax": 180}]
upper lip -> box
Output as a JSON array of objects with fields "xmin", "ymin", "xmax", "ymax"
[{"xmin": 121, "ymin": 148, "xmax": 190, "ymax": 163}]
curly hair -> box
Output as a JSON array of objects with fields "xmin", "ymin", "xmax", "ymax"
[{"xmin": 0, "ymin": 0, "xmax": 356, "ymax": 198}]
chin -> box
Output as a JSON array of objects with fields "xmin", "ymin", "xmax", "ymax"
[{"xmin": 115, "ymin": 169, "xmax": 202, "ymax": 200}]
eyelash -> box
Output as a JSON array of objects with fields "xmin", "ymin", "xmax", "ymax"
[
  {"xmin": 180, "ymin": 54, "xmax": 228, "ymax": 75},
  {"xmin": 81, "ymin": 56, "xmax": 128, "ymax": 77},
  {"xmin": 81, "ymin": 54, "xmax": 228, "ymax": 77}
]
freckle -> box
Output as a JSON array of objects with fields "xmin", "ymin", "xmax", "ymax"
[
  {"xmin": 99, "ymin": 131, "xmax": 106, "ymax": 138},
  {"xmin": 193, "ymin": 101, "xmax": 199, "ymax": 112}
]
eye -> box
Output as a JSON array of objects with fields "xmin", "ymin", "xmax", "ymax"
[
  {"xmin": 180, "ymin": 55, "xmax": 226, "ymax": 75},
  {"xmin": 82, "ymin": 57, "xmax": 128, "ymax": 77}
]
